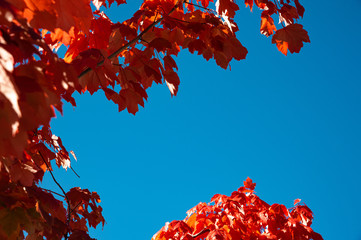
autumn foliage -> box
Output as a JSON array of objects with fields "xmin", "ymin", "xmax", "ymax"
[
  {"xmin": 153, "ymin": 178, "xmax": 323, "ymax": 240},
  {"xmin": 0, "ymin": 0, "xmax": 315, "ymax": 239}
]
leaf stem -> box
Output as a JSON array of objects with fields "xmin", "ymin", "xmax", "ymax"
[
  {"xmin": 70, "ymin": 166, "xmax": 80, "ymax": 178},
  {"xmin": 39, "ymin": 151, "xmax": 71, "ymax": 240},
  {"xmin": 38, "ymin": 187, "xmax": 65, "ymax": 198}
]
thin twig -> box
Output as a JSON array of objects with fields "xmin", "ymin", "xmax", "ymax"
[
  {"xmin": 70, "ymin": 201, "xmax": 83, "ymax": 214},
  {"xmin": 38, "ymin": 187, "xmax": 65, "ymax": 198},
  {"xmin": 70, "ymin": 166, "xmax": 80, "ymax": 178},
  {"xmin": 78, "ymin": 0, "xmax": 184, "ymax": 79},
  {"xmin": 166, "ymin": 15, "xmax": 209, "ymax": 25},
  {"xmin": 39, "ymin": 151, "xmax": 71, "ymax": 240}
]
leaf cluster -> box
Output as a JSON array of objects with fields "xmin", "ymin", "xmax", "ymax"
[{"xmin": 153, "ymin": 178, "xmax": 323, "ymax": 240}]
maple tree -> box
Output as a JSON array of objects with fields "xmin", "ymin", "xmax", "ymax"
[
  {"xmin": 153, "ymin": 178, "xmax": 323, "ymax": 240},
  {"xmin": 0, "ymin": 0, "xmax": 316, "ymax": 239}
]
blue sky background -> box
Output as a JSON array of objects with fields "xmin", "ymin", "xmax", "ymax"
[{"xmin": 41, "ymin": 1, "xmax": 361, "ymax": 239}]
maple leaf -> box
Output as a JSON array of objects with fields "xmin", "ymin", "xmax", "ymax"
[
  {"xmin": 294, "ymin": 0, "xmax": 305, "ymax": 18},
  {"xmin": 243, "ymin": 177, "xmax": 256, "ymax": 190},
  {"xmin": 0, "ymin": 45, "xmax": 20, "ymax": 138},
  {"xmin": 254, "ymin": 0, "xmax": 267, "ymax": 9},
  {"xmin": 9, "ymin": 162, "xmax": 37, "ymax": 186},
  {"xmin": 54, "ymin": 0, "xmax": 93, "ymax": 33},
  {"xmin": 294, "ymin": 198, "xmax": 301, "ymax": 205},
  {"xmin": 14, "ymin": 64, "xmax": 59, "ymax": 130},
  {"xmin": 67, "ymin": 187, "xmax": 104, "ymax": 228},
  {"xmin": 104, "ymin": 88, "xmax": 126, "ymax": 111},
  {"xmin": 188, "ymin": 39, "xmax": 206, "ymax": 54},
  {"xmin": 225, "ymin": 37, "xmax": 248, "ymax": 61},
  {"xmin": 200, "ymin": 0, "xmax": 211, "ymax": 8},
  {"xmin": 279, "ymin": 4, "xmax": 299, "ymax": 25},
  {"xmin": 30, "ymin": 186, "xmax": 67, "ymax": 222},
  {"xmin": 245, "ymin": 0, "xmax": 253, "ymax": 11},
  {"xmin": 143, "ymin": 64, "xmax": 162, "ymax": 86},
  {"xmin": 28, "ymin": 10, "xmax": 57, "ymax": 31},
  {"xmin": 272, "ymin": 24, "xmax": 310, "ymax": 55},
  {"xmin": 0, "ymin": 207, "xmax": 27, "ymax": 238},
  {"xmin": 49, "ymin": 27, "xmax": 75, "ymax": 45},
  {"xmin": 149, "ymin": 38, "xmax": 172, "ymax": 52},
  {"xmin": 69, "ymin": 230, "xmax": 94, "ymax": 240},
  {"xmin": 163, "ymin": 55, "xmax": 178, "ymax": 71},
  {"xmin": 202, "ymin": 48, "xmax": 213, "ymax": 61},
  {"xmin": 17, "ymin": 0, "xmax": 57, "ymax": 31},
  {"xmin": 119, "ymin": 88, "xmax": 144, "ymax": 115},
  {"xmin": 163, "ymin": 69, "xmax": 180, "ymax": 96},
  {"xmin": 64, "ymin": 34, "xmax": 88, "ymax": 63},
  {"xmin": 216, "ymin": 0, "xmax": 239, "ymax": 19},
  {"xmin": 260, "ymin": 13, "xmax": 276, "ymax": 37},
  {"xmin": 89, "ymin": 15, "xmax": 113, "ymax": 49}
]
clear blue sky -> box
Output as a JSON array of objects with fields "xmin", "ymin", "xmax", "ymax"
[{"xmin": 42, "ymin": 1, "xmax": 361, "ymax": 239}]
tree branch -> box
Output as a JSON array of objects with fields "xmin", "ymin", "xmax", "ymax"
[
  {"xmin": 39, "ymin": 151, "xmax": 71, "ymax": 240},
  {"xmin": 78, "ymin": 0, "xmax": 184, "ymax": 79}
]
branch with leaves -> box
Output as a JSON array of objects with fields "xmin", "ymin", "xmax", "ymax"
[
  {"xmin": 0, "ymin": 0, "xmax": 313, "ymax": 239},
  {"xmin": 79, "ymin": 0, "xmax": 184, "ymax": 79}
]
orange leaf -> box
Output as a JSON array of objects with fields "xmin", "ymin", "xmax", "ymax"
[
  {"xmin": 20, "ymin": 0, "xmax": 57, "ymax": 30},
  {"xmin": 245, "ymin": 0, "xmax": 253, "ymax": 11},
  {"xmin": 260, "ymin": 13, "xmax": 276, "ymax": 37},
  {"xmin": 185, "ymin": 213, "xmax": 196, "ymax": 228}
]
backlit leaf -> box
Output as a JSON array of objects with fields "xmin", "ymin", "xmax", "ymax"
[{"xmin": 272, "ymin": 24, "xmax": 310, "ymax": 55}]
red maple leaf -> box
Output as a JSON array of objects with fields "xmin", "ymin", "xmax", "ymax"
[
  {"xmin": 216, "ymin": 0, "xmax": 239, "ymax": 18},
  {"xmin": 149, "ymin": 38, "xmax": 172, "ymax": 52},
  {"xmin": 272, "ymin": 24, "xmax": 310, "ymax": 55},
  {"xmin": 243, "ymin": 177, "xmax": 256, "ymax": 190},
  {"xmin": 294, "ymin": 0, "xmax": 305, "ymax": 18}
]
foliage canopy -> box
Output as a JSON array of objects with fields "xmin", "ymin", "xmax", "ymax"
[{"xmin": 0, "ymin": 0, "xmax": 317, "ymax": 239}]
